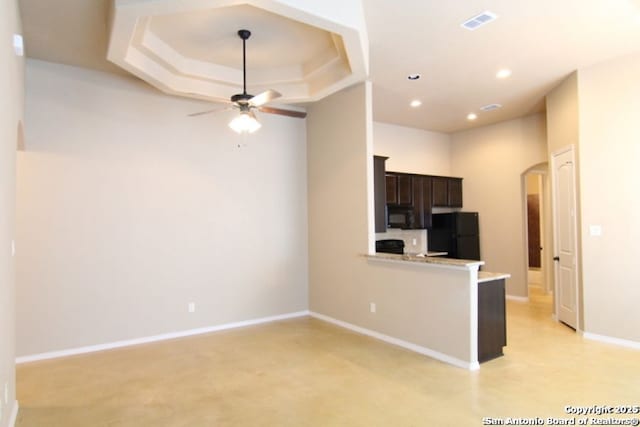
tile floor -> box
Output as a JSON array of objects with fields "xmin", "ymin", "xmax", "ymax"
[{"xmin": 15, "ymin": 291, "xmax": 640, "ymax": 426}]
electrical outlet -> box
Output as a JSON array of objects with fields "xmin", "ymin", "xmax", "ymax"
[
  {"xmin": 188, "ymin": 302, "xmax": 195, "ymax": 313},
  {"xmin": 370, "ymin": 302, "xmax": 376, "ymax": 313},
  {"xmin": 412, "ymin": 238, "xmax": 417, "ymax": 245}
]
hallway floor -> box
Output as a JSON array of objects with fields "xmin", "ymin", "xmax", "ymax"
[{"xmin": 16, "ymin": 297, "xmax": 640, "ymax": 426}]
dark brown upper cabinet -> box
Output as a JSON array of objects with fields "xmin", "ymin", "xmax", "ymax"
[
  {"xmin": 385, "ymin": 174, "xmax": 397, "ymax": 205},
  {"xmin": 378, "ymin": 165, "xmax": 463, "ymax": 230},
  {"xmin": 448, "ymin": 178, "xmax": 463, "ymax": 207},
  {"xmin": 411, "ymin": 175, "xmax": 433, "ymax": 229},
  {"xmin": 373, "ymin": 156, "xmax": 388, "ymax": 233},
  {"xmin": 432, "ymin": 176, "xmax": 463, "ymax": 208},
  {"xmin": 386, "ymin": 173, "xmax": 412, "ymax": 207}
]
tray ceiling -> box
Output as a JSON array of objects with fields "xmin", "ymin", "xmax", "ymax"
[{"xmin": 107, "ymin": 0, "xmax": 369, "ymax": 104}]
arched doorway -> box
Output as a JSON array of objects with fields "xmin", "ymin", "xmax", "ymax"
[{"xmin": 522, "ymin": 163, "xmax": 553, "ymax": 309}]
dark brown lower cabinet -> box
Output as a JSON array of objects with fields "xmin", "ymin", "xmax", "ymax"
[{"xmin": 477, "ymin": 279, "xmax": 506, "ymax": 363}]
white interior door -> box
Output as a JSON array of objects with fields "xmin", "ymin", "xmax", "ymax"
[{"xmin": 551, "ymin": 146, "xmax": 579, "ymax": 329}]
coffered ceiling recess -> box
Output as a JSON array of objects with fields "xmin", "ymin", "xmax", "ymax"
[{"xmin": 107, "ymin": 0, "xmax": 369, "ymax": 104}]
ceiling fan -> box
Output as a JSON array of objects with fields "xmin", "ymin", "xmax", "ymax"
[{"xmin": 189, "ymin": 29, "xmax": 307, "ymax": 133}]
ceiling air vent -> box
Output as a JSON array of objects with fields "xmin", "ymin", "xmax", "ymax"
[
  {"xmin": 480, "ymin": 103, "xmax": 502, "ymax": 112},
  {"xmin": 461, "ymin": 11, "xmax": 498, "ymax": 31}
]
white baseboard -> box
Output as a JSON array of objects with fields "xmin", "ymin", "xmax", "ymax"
[
  {"xmin": 506, "ymin": 294, "xmax": 529, "ymax": 303},
  {"xmin": 309, "ymin": 311, "xmax": 479, "ymax": 371},
  {"xmin": 9, "ymin": 400, "xmax": 18, "ymax": 427},
  {"xmin": 583, "ymin": 332, "xmax": 640, "ymax": 350},
  {"xmin": 16, "ymin": 311, "xmax": 310, "ymax": 364}
]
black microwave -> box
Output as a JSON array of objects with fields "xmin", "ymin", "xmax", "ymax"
[{"xmin": 387, "ymin": 207, "xmax": 414, "ymax": 229}]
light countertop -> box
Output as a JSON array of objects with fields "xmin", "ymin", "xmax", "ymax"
[
  {"xmin": 477, "ymin": 271, "xmax": 511, "ymax": 283},
  {"xmin": 366, "ymin": 253, "xmax": 484, "ymax": 269},
  {"xmin": 366, "ymin": 253, "xmax": 510, "ymax": 283}
]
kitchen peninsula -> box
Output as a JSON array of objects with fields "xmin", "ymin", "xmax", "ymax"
[{"xmin": 363, "ymin": 253, "xmax": 509, "ymax": 369}]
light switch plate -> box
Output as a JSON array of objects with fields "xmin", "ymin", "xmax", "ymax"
[{"xmin": 589, "ymin": 225, "xmax": 602, "ymax": 236}]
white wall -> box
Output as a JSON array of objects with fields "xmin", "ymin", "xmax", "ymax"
[
  {"xmin": 373, "ymin": 121, "xmax": 451, "ymax": 176},
  {"xmin": 450, "ymin": 114, "xmax": 548, "ymax": 297},
  {"xmin": 0, "ymin": 1, "xmax": 23, "ymax": 425},
  {"xmin": 577, "ymin": 52, "xmax": 640, "ymax": 343},
  {"xmin": 16, "ymin": 60, "xmax": 308, "ymax": 356}
]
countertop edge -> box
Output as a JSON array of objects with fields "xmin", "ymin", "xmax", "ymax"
[
  {"xmin": 477, "ymin": 272, "xmax": 511, "ymax": 283},
  {"xmin": 364, "ymin": 253, "xmax": 485, "ymax": 270}
]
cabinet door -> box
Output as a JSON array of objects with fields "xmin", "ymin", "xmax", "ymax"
[
  {"xmin": 448, "ymin": 178, "xmax": 463, "ymax": 207},
  {"xmin": 411, "ymin": 176, "xmax": 424, "ymax": 229},
  {"xmin": 431, "ymin": 177, "xmax": 448, "ymax": 206},
  {"xmin": 397, "ymin": 175, "xmax": 413, "ymax": 206},
  {"xmin": 409, "ymin": 176, "xmax": 433, "ymax": 229},
  {"xmin": 373, "ymin": 156, "xmax": 388, "ymax": 232},
  {"xmin": 385, "ymin": 174, "xmax": 398, "ymax": 205},
  {"xmin": 422, "ymin": 176, "xmax": 433, "ymax": 228},
  {"xmin": 478, "ymin": 279, "xmax": 506, "ymax": 362}
]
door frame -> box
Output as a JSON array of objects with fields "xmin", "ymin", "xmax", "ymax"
[
  {"xmin": 522, "ymin": 164, "xmax": 551, "ymax": 299},
  {"xmin": 550, "ymin": 145, "xmax": 580, "ymax": 330}
]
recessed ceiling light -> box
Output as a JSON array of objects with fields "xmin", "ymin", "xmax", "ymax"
[
  {"xmin": 467, "ymin": 113, "xmax": 477, "ymax": 121},
  {"xmin": 410, "ymin": 100, "xmax": 422, "ymax": 108},
  {"xmin": 496, "ymin": 68, "xmax": 512, "ymax": 79},
  {"xmin": 407, "ymin": 74, "xmax": 421, "ymax": 80}
]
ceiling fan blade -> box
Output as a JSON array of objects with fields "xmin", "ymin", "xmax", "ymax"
[
  {"xmin": 249, "ymin": 90, "xmax": 282, "ymax": 107},
  {"xmin": 187, "ymin": 106, "xmax": 232, "ymax": 117},
  {"xmin": 259, "ymin": 106, "xmax": 307, "ymax": 119}
]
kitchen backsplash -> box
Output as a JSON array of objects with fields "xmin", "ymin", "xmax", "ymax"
[{"xmin": 375, "ymin": 228, "xmax": 428, "ymax": 254}]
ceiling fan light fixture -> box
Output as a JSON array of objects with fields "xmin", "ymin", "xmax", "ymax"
[{"xmin": 229, "ymin": 111, "xmax": 261, "ymax": 134}]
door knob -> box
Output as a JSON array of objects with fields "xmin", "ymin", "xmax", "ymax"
[{"xmin": 553, "ymin": 256, "xmax": 560, "ymax": 262}]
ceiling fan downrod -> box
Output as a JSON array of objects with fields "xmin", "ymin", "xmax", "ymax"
[{"xmin": 238, "ymin": 29, "xmax": 251, "ymax": 98}]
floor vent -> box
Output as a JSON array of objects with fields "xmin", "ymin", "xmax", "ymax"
[{"xmin": 461, "ymin": 11, "xmax": 498, "ymax": 31}]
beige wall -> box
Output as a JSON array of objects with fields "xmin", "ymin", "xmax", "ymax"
[
  {"xmin": 577, "ymin": 52, "xmax": 640, "ymax": 342},
  {"xmin": 545, "ymin": 72, "xmax": 584, "ymax": 329},
  {"xmin": 373, "ymin": 121, "xmax": 451, "ymax": 176},
  {"xmin": 307, "ymin": 83, "xmax": 477, "ymax": 366},
  {"xmin": 16, "ymin": 60, "xmax": 309, "ymax": 356},
  {"xmin": 0, "ymin": 1, "xmax": 23, "ymax": 424},
  {"xmin": 450, "ymin": 114, "xmax": 548, "ymax": 297},
  {"xmin": 546, "ymin": 72, "xmax": 579, "ymax": 155}
]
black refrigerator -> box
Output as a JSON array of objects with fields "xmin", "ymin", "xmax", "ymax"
[{"xmin": 428, "ymin": 212, "xmax": 480, "ymax": 260}]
